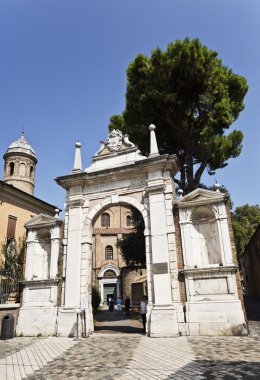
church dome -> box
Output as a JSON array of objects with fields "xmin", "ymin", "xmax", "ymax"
[{"xmin": 6, "ymin": 132, "xmax": 36, "ymax": 158}]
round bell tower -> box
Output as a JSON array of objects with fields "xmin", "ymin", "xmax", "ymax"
[{"xmin": 3, "ymin": 132, "xmax": 37, "ymax": 195}]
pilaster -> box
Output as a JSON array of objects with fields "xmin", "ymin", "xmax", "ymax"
[{"xmin": 64, "ymin": 193, "xmax": 84, "ymax": 308}]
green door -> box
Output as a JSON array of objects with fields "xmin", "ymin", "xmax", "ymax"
[{"xmin": 103, "ymin": 284, "xmax": 116, "ymax": 304}]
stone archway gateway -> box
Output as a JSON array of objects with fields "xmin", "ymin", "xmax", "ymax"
[{"xmin": 17, "ymin": 126, "xmax": 246, "ymax": 337}]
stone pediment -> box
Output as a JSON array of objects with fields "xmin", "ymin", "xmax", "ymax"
[
  {"xmin": 177, "ymin": 188, "xmax": 225, "ymax": 208},
  {"xmin": 25, "ymin": 214, "xmax": 62, "ymax": 229}
]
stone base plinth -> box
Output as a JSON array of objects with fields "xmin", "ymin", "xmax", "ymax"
[
  {"xmin": 16, "ymin": 306, "xmax": 57, "ymax": 336},
  {"xmin": 57, "ymin": 308, "xmax": 94, "ymax": 337},
  {"xmin": 149, "ymin": 306, "xmax": 179, "ymax": 337},
  {"xmin": 185, "ymin": 300, "xmax": 247, "ymax": 336}
]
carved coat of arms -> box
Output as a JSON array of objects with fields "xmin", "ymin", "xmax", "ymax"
[{"xmin": 107, "ymin": 129, "xmax": 122, "ymax": 152}]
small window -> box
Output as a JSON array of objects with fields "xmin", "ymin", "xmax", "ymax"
[
  {"xmin": 30, "ymin": 166, "xmax": 34, "ymax": 178},
  {"xmin": 7, "ymin": 215, "xmax": 17, "ymax": 239},
  {"xmin": 126, "ymin": 215, "xmax": 133, "ymax": 226},
  {"xmin": 9, "ymin": 162, "xmax": 14, "ymax": 176},
  {"xmin": 101, "ymin": 213, "xmax": 110, "ymax": 227},
  {"xmin": 105, "ymin": 245, "xmax": 113, "ymax": 260}
]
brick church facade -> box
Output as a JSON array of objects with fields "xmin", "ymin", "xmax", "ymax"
[{"xmin": 92, "ymin": 204, "xmax": 147, "ymax": 305}]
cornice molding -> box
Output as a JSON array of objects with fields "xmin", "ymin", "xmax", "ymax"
[
  {"xmin": 0, "ymin": 181, "xmax": 57, "ymax": 215},
  {"xmin": 56, "ymin": 154, "xmax": 179, "ymax": 190}
]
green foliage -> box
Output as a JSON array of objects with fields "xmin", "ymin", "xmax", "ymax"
[
  {"xmin": 1, "ymin": 237, "xmax": 25, "ymax": 278},
  {"xmin": 231, "ymin": 204, "xmax": 260, "ymax": 259},
  {"xmin": 117, "ymin": 209, "xmax": 146, "ymax": 266},
  {"xmin": 109, "ymin": 38, "xmax": 248, "ymax": 193},
  {"xmin": 91, "ymin": 286, "xmax": 101, "ymax": 311}
]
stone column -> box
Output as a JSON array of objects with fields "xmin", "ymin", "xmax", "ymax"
[
  {"xmin": 24, "ymin": 230, "xmax": 36, "ymax": 280},
  {"xmin": 178, "ymin": 211, "xmax": 193, "ymax": 266},
  {"xmin": 145, "ymin": 234, "xmax": 153, "ymax": 303},
  {"xmin": 81, "ymin": 241, "xmax": 94, "ymax": 333},
  {"xmin": 64, "ymin": 196, "xmax": 84, "ymax": 308},
  {"xmin": 57, "ymin": 194, "xmax": 84, "ymax": 337},
  {"xmin": 146, "ymin": 176, "xmax": 179, "ymax": 337},
  {"xmin": 49, "ymin": 226, "xmax": 60, "ymax": 278},
  {"xmin": 215, "ymin": 204, "xmax": 233, "ymax": 265}
]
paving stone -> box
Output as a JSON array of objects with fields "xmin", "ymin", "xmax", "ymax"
[{"xmin": 0, "ymin": 320, "xmax": 259, "ymax": 379}]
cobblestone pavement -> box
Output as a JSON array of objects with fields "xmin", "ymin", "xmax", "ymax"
[{"xmin": 0, "ymin": 321, "xmax": 260, "ymax": 379}]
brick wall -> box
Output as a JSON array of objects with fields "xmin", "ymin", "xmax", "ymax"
[
  {"xmin": 121, "ymin": 266, "xmax": 147, "ymax": 304},
  {"xmin": 173, "ymin": 207, "xmax": 186, "ymax": 304},
  {"xmin": 225, "ymin": 200, "xmax": 246, "ymax": 318}
]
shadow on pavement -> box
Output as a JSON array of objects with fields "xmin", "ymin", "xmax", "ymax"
[
  {"xmin": 166, "ymin": 360, "xmax": 260, "ymax": 379},
  {"xmin": 94, "ymin": 308, "xmax": 144, "ymax": 334},
  {"xmin": 94, "ymin": 325, "xmax": 143, "ymax": 334}
]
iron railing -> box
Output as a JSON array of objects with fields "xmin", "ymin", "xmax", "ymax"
[{"xmin": 0, "ymin": 269, "xmax": 21, "ymax": 304}]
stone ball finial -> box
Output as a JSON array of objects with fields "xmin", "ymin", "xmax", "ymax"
[
  {"xmin": 178, "ymin": 188, "xmax": 184, "ymax": 198},
  {"xmin": 149, "ymin": 124, "xmax": 156, "ymax": 131},
  {"xmin": 75, "ymin": 141, "xmax": 81, "ymax": 148},
  {"xmin": 55, "ymin": 208, "xmax": 60, "ymax": 218},
  {"xmin": 214, "ymin": 182, "xmax": 221, "ymax": 192}
]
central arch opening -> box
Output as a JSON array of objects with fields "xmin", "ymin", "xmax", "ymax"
[{"xmin": 91, "ymin": 203, "xmax": 147, "ymax": 334}]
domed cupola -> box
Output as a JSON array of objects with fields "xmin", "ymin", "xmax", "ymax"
[{"xmin": 3, "ymin": 132, "xmax": 37, "ymax": 195}]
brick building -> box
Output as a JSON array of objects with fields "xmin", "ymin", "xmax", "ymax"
[
  {"xmin": 240, "ymin": 225, "xmax": 260, "ymax": 298},
  {"xmin": 92, "ymin": 204, "xmax": 146, "ymax": 305}
]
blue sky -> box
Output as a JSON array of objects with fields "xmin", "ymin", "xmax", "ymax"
[{"xmin": 0, "ymin": 0, "xmax": 259, "ymax": 210}]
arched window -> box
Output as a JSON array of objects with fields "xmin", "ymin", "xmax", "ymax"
[
  {"xmin": 30, "ymin": 166, "xmax": 34, "ymax": 178},
  {"xmin": 101, "ymin": 213, "xmax": 110, "ymax": 227},
  {"xmin": 126, "ymin": 215, "xmax": 133, "ymax": 226},
  {"xmin": 9, "ymin": 162, "xmax": 14, "ymax": 176},
  {"xmin": 19, "ymin": 163, "xmax": 26, "ymax": 177},
  {"xmin": 105, "ymin": 245, "xmax": 113, "ymax": 260}
]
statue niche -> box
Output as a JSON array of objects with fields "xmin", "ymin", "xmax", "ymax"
[
  {"xmin": 33, "ymin": 228, "xmax": 51, "ymax": 279},
  {"xmin": 190, "ymin": 206, "xmax": 222, "ymax": 266}
]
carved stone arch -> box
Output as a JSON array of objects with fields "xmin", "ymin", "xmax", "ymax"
[
  {"xmin": 98, "ymin": 263, "xmax": 120, "ymax": 278},
  {"xmin": 81, "ymin": 195, "xmax": 149, "ymax": 240}
]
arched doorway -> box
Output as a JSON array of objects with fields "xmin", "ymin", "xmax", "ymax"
[
  {"xmin": 89, "ymin": 201, "xmax": 147, "ymax": 333},
  {"xmin": 97, "ymin": 264, "xmax": 121, "ymax": 305},
  {"xmin": 92, "ymin": 204, "xmax": 147, "ymax": 304}
]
